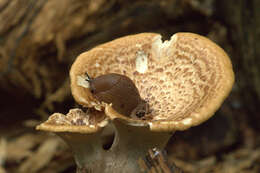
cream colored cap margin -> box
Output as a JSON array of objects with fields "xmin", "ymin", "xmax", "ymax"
[{"xmin": 44, "ymin": 32, "xmax": 234, "ymax": 133}]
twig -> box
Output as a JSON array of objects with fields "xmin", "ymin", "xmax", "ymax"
[{"xmin": 139, "ymin": 148, "xmax": 183, "ymax": 173}]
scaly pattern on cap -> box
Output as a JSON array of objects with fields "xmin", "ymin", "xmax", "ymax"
[
  {"xmin": 36, "ymin": 109, "xmax": 108, "ymax": 133},
  {"xmin": 70, "ymin": 32, "xmax": 234, "ymax": 132}
]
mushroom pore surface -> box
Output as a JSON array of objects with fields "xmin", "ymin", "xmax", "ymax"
[{"xmin": 70, "ymin": 32, "xmax": 234, "ymax": 130}]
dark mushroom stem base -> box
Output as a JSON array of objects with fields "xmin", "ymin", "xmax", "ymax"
[
  {"xmin": 58, "ymin": 131, "xmax": 105, "ymax": 173},
  {"xmin": 109, "ymin": 121, "xmax": 172, "ymax": 172},
  {"xmin": 57, "ymin": 121, "xmax": 172, "ymax": 173},
  {"xmin": 61, "ymin": 121, "xmax": 172, "ymax": 173}
]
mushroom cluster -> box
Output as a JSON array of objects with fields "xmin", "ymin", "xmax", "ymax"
[{"xmin": 36, "ymin": 33, "xmax": 234, "ymax": 173}]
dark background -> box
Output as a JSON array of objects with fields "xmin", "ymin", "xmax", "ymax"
[{"xmin": 0, "ymin": 0, "xmax": 259, "ymax": 172}]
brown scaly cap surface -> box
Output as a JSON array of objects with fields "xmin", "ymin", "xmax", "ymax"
[
  {"xmin": 36, "ymin": 108, "xmax": 108, "ymax": 133},
  {"xmin": 70, "ymin": 32, "xmax": 234, "ymax": 131}
]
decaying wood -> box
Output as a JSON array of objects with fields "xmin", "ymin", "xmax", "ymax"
[
  {"xmin": 138, "ymin": 148, "xmax": 182, "ymax": 173},
  {"xmin": 0, "ymin": 0, "xmax": 260, "ymax": 172}
]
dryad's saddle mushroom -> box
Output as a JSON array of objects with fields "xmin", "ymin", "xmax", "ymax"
[{"xmin": 36, "ymin": 33, "xmax": 234, "ymax": 173}]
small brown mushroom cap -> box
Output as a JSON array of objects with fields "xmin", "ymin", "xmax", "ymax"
[
  {"xmin": 36, "ymin": 108, "xmax": 108, "ymax": 133},
  {"xmin": 70, "ymin": 32, "xmax": 234, "ymax": 131}
]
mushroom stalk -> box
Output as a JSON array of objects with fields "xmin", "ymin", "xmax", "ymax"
[
  {"xmin": 57, "ymin": 121, "xmax": 172, "ymax": 173},
  {"xmin": 109, "ymin": 121, "xmax": 172, "ymax": 172},
  {"xmin": 58, "ymin": 132, "xmax": 106, "ymax": 173}
]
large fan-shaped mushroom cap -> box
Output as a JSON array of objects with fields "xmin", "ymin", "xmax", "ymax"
[{"xmin": 70, "ymin": 32, "xmax": 234, "ymax": 132}]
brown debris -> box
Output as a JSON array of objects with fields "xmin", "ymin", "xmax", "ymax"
[
  {"xmin": 170, "ymin": 148, "xmax": 260, "ymax": 173},
  {"xmin": 0, "ymin": 138, "xmax": 7, "ymax": 167},
  {"xmin": 6, "ymin": 134, "xmax": 47, "ymax": 162},
  {"xmin": 18, "ymin": 137, "xmax": 60, "ymax": 173},
  {"xmin": 139, "ymin": 148, "xmax": 183, "ymax": 173}
]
